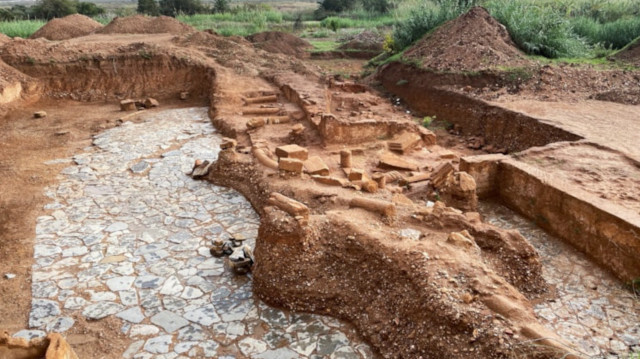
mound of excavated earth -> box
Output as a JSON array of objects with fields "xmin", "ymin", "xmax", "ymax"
[
  {"xmin": 96, "ymin": 15, "xmax": 195, "ymax": 35},
  {"xmin": 0, "ymin": 33, "xmax": 11, "ymax": 45},
  {"xmin": 613, "ymin": 36, "xmax": 640, "ymax": 67},
  {"xmin": 29, "ymin": 14, "xmax": 102, "ymax": 41},
  {"xmin": 338, "ymin": 30, "xmax": 384, "ymax": 52},
  {"xmin": 246, "ymin": 31, "xmax": 312, "ymax": 58},
  {"xmin": 402, "ymin": 6, "xmax": 531, "ymax": 72}
]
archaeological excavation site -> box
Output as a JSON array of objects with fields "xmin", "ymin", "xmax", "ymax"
[{"xmin": 0, "ymin": 6, "xmax": 639, "ymax": 359}]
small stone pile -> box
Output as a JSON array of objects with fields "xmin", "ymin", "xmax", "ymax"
[{"xmin": 209, "ymin": 237, "xmax": 254, "ymax": 275}]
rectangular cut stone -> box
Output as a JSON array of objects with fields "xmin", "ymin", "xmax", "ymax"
[
  {"xmin": 267, "ymin": 193, "xmax": 309, "ymax": 219},
  {"xmin": 348, "ymin": 168, "xmax": 364, "ymax": 181},
  {"xmin": 304, "ymin": 156, "xmax": 329, "ymax": 176},
  {"xmin": 275, "ymin": 144, "xmax": 308, "ymax": 161},
  {"xmin": 388, "ymin": 132, "xmax": 422, "ymax": 153},
  {"xmin": 120, "ymin": 99, "xmax": 136, "ymax": 111},
  {"xmin": 378, "ymin": 153, "xmax": 419, "ymax": 171},
  {"xmin": 312, "ymin": 175, "xmax": 346, "ymax": 187},
  {"xmin": 430, "ymin": 162, "xmax": 455, "ymax": 188},
  {"xmin": 279, "ymin": 158, "xmax": 303, "ymax": 173}
]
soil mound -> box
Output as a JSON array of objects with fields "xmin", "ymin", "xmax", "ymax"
[
  {"xmin": 29, "ymin": 14, "xmax": 102, "ymax": 40},
  {"xmin": 246, "ymin": 31, "xmax": 312, "ymax": 58},
  {"xmin": 338, "ymin": 30, "xmax": 383, "ymax": 52},
  {"xmin": 612, "ymin": 36, "xmax": 640, "ymax": 67},
  {"xmin": 0, "ymin": 33, "xmax": 11, "ymax": 45},
  {"xmin": 403, "ymin": 6, "xmax": 530, "ymax": 72},
  {"xmin": 97, "ymin": 15, "xmax": 195, "ymax": 35}
]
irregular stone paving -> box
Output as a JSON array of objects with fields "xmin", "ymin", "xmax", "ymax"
[
  {"xmin": 481, "ymin": 202, "xmax": 640, "ymax": 358},
  {"xmin": 20, "ymin": 108, "xmax": 375, "ymax": 359}
]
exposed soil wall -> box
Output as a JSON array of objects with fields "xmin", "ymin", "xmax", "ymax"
[
  {"xmin": 378, "ymin": 62, "xmax": 582, "ymax": 152},
  {"xmin": 3, "ymin": 54, "xmax": 214, "ymax": 102},
  {"xmin": 462, "ymin": 153, "xmax": 640, "ymax": 282}
]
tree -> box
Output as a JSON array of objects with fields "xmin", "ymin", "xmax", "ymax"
[
  {"xmin": 137, "ymin": 0, "xmax": 159, "ymax": 15},
  {"xmin": 362, "ymin": 0, "xmax": 391, "ymax": 14},
  {"xmin": 159, "ymin": 0, "xmax": 203, "ymax": 16},
  {"xmin": 77, "ymin": 2, "xmax": 105, "ymax": 16},
  {"xmin": 213, "ymin": 0, "xmax": 229, "ymax": 14},
  {"xmin": 30, "ymin": 0, "xmax": 76, "ymax": 19},
  {"xmin": 317, "ymin": 0, "xmax": 356, "ymax": 13}
]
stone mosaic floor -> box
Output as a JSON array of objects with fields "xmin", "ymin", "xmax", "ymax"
[
  {"xmin": 480, "ymin": 201, "xmax": 640, "ymax": 358},
  {"xmin": 18, "ymin": 108, "xmax": 374, "ymax": 358}
]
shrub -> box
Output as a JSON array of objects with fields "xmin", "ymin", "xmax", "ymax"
[
  {"xmin": 137, "ymin": 0, "xmax": 159, "ymax": 16},
  {"xmin": 213, "ymin": 0, "xmax": 230, "ymax": 14},
  {"xmin": 30, "ymin": 0, "xmax": 77, "ymax": 19},
  {"xmin": 159, "ymin": 0, "xmax": 204, "ymax": 16},
  {"xmin": 571, "ymin": 16, "xmax": 640, "ymax": 49},
  {"xmin": 486, "ymin": 0, "xmax": 590, "ymax": 58},
  {"xmin": 76, "ymin": 2, "xmax": 104, "ymax": 16},
  {"xmin": 318, "ymin": 0, "xmax": 357, "ymax": 14},
  {"xmin": 362, "ymin": 0, "xmax": 391, "ymax": 14},
  {"xmin": 392, "ymin": 0, "xmax": 475, "ymax": 51}
]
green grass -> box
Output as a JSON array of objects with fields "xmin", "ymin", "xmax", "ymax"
[
  {"xmin": 320, "ymin": 14, "xmax": 394, "ymax": 31},
  {"xmin": 308, "ymin": 39, "xmax": 339, "ymax": 52},
  {"xmin": 0, "ymin": 19, "xmax": 46, "ymax": 38}
]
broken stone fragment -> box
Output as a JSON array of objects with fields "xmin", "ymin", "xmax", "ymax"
[
  {"xmin": 430, "ymin": 162, "xmax": 455, "ymax": 188},
  {"xmin": 353, "ymin": 180, "xmax": 378, "ymax": 193},
  {"xmin": 439, "ymin": 149, "xmax": 459, "ymax": 162},
  {"xmin": 279, "ymin": 158, "xmax": 303, "ymax": 173},
  {"xmin": 275, "ymin": 144, "xmax": 308, "ymax": 161},
  {"xmin": 220, "ymin": 138, "xmax": 237, "ymax": 150},
  {"xmin": 33, "ymin": 111, "xmax": 47, "ymax": 118},
  {"xmin": 378, "ymin": 152, "xmax": 419, "ymax": 171},
  {"xmin": 266, "ymin": 116, "xmax": 290, "ymax": 124},
  {"xmin": 246, "ymin": 118, "xmax": 266, "ymax": 130},
  {"xmin": 290, "ymin": 123, "xmax": 305, "ymax": 135},
  {"xmin": 144, "ymin": 98, "xmax": 159, "ymax": 108},
  {"xmin": 120, "ymin": 99, "xmax": 136, "ymax": 111},
  {"xmin": 388, "ymin": 132, "xmax": 422, "ymax": 154},
  {"xmin": 446, "ymin": 230, "xmax": 478, "ymax": 251},
  {"xmin": 4, "ymin": 273, "xmax": 16, "ymax": 279},
  {"xmin": 304, "ymin": 156, "xmax": 329, "ymax": 176},
  {"xmin": 312, "ymin": 175, "xmax": 347, "ymax": 187},
  {"xmin": 252, "ymin": 147, "xmax": 279, "ymax": 169},
  {"xmin": 267, "ymin": 192, "xmax": 309, "ymax": 219},
  {"xmin": 179, "ymin": 91, "xmax": 189, "ymax": 100},
  {"xmin": 190, "ymin": 160, "xmax": 211, "ymax": 179}
]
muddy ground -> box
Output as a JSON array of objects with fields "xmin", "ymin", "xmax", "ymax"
[{"xmin": 0, "ymin": 9, "xmax": 639, "ymax": 359}]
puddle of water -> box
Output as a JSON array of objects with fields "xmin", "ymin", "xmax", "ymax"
[
  {"xmin": 21, "ymin": 108, "xmax": 374, "ymax": 358},
  {"xmin": 480, "ymin": 201, "xmax": 640, "ymax": 358}
]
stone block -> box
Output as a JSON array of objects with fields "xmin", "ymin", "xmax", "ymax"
[
  {"xmin": 312, "ymin": 175, "xmax": 346, "ymax": 186},
  {"xmin": 304, "ymin": 156, "xmax": 329, "ymax": 176},
  {"xmin": 348, "ymin": 168, "xmax": 364, "ymax": 181},
  {"xmin": 144, "ymin": 98, "xmax": 159, "ymax": 108},
  {"xmin": 279, "ymin": 158, "xmax": 303, "ymax": 173},
  {"xmin": 33, "ymin": 111, "xmax": 47, "ymax": 118},
  {"xmin": 275, "ymin": 144, "xmax": 308, "ymax": 161},
  {"xmin": 120, "ymin": 99, "xmax": 136, "ymax": 111}
]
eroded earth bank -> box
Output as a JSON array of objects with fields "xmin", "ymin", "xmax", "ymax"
[{"xmin": 0, "ymin": 9, "xmax": 639, "ymax": 359}]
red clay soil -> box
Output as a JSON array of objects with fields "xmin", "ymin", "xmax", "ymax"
[
  {"xmin": 246, "ymin": 31, "xmax": 312, "ymax": 58},
  {"xmin": 96, "ymin": 15, "xmax": 195, "ymax": 35},
  {"xmin": 29, "ymin": 14, "xmax": 102, "ymax": 41},
  {"xmin": 0, "ymin": 59, "xmax": 37, "ymax": 106},
  {"xmin": 403, "ymin": 6, "xmax": 531, "ymax": 72},
  {"xmin": 612, "ymin": 36, "xmax": 640, "ymax": 67},
  {"xmin": 0, "ymin": 33, "xmax": 11, "ymax": 44}
]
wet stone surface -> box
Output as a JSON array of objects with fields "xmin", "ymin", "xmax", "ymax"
[
  {"xmin": 480, "ymin": 201, "xmax": 640, "ymax": 358},
  {"xmin": 27, "ymin": 108, "xmax": 374, "ymax": 358}
]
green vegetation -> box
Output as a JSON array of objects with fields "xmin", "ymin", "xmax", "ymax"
[
  {"xmin": 0, "ymin": 19, "xmax": 46, "ymax": 37},
  {"xmin": 308, "ymin": 39, "xmax": 339, "ymax": 52}
]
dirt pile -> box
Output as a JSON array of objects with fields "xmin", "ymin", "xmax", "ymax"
[
  {"xmin": 0, "ymin": 33, "xmax": 11, "ymax": 45},
  {"xmin": 403, "ymin": 6, "xmax": 531, "ymax": 72},
  {"xmin": 96, "ymin": 15, "xmax": 195, "ymax": 35},
  {"xmin": 612, "ymin": 36, "xmax": 640, "ymax": 67},
  {"xmin": 29, "ymin": 14, "xmax": 102, "ymax": 41},
  {"xmin": 338, "ymin": 30, "xmax": 383, "ymax": 52},
  {"xmin": 246, "ymin": 31, "xmax": 312, "ymax": 58}
]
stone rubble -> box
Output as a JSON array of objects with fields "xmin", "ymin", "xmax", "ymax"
[{"xmin": 26, "ymin": 107, "xmax": 374, "ymax": 358}]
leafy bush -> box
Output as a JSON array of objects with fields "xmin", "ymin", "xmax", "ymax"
[
  {"xmin": 486, "ymin": 0, "xmax": 590, "ymax": 58},
  {"xmin": 159, "ymin": 0, "xmax": 204, "ymax": 16},
  {"xmin": 317, "ymin": 0, "xmax": 357, "ymax": 14},
  {"xmin": 362, "ymin": 0, "xmax": 391, "ymax": 14},
  {"xmin": 213, "ymin": 0, "xmax": 230, "ymax": 14},
  {"xmin": 571, "ymin": 16, "xmax": 640, "ymax": 49},
  {"xmin": 30, "ymin": 0, "xmax": 77, "ymax": 20},
  {"xmin": 76, "ymin": 2, "xmax": 104, "ymax": 16},
  {"xmin": 137, "ymin": 0, "xmax": 159, "ymax": 16},
  {"xmin": 392, "ymin": 0, "xmax": 475, "ymax": 51}
]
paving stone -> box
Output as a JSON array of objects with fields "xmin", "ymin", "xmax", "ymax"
[
  {"xmin": 198, "ymin": 340, "xmax": 219, "ymax": 357},
  {"xmin": 238, "ymin": 337, "xmax": 268, "ymax": 356},
  {"xmin": 62, "ymin": 246, "xmax": 89, "ymax": 257},
  {"xmin": 130, "ymin": 325, "xmax": 160, "ymax": 337},
  {"xmin": 135, "ymin": 275, "xmax": 165, "ymax": 289},
  {"xmin": 13, "ymin": 330, "xmax": 46, "ymax": 340},
  {"xmin": 29, "ymin": 299, "xmax": 60, "ymax": 328},
  {"xmin": 183, "ymin": 304, "xmax": 220, "ymax": 326},
  {"xmin": 64, "ymin": 296, "xmax": 87, "ymax": 310},
  {"xmin": 144, "ymin": 335, "xmax": 173, "ymax": 354},
  {"xmin": 151, "ymin": 310, "xmax": 189, "ymax": 333},
  {"xmin": 131, "ymin": 161, "xmax": 150, "ymax": 174},
  {"xmin": 174, "ymin": 341, "xmax": 198, "ymax": 354},
  {"xmin": 180, "ymin": 286, "xmax": 203, "ymax": 300},
  {"xmin": 123, "ymin": 340, "xmax": 145, "ymax": 359},
  {"xmin": 45, "ymin": 316, "xmax": 75, "ymax": 332},
  {"xmin": 107, "ymin": 276, "xmax": 136, "ymax": 291},
  {"xmin": 117, "ymin": 306, "xmax": 146, "ymax": 323},
  {"xmin": 255, "ymin": 348, "xmax": 300, "ymax": 359},
  {"xmin": 177, "ymin": 324, "xmax": 206, "ymax": 341},
  {"xmin": 105, "ymin": 222, "xmax": 129, "ymax": 232},
  {"xmin": 83, "ymin": 302, "xmax": 124, "ymax": 320}
]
